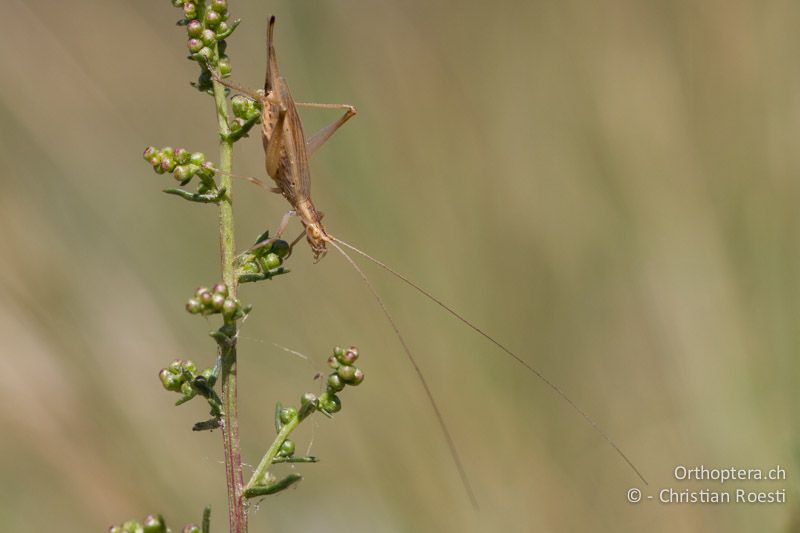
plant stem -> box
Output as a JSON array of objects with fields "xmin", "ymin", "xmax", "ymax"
[
  {"xmin": 211, "ymin": 52, "xmax": 247, "ymax": 532},
  {"xmin": 246, "ymin": 415, "xmax": 301, "ymax": 491}
]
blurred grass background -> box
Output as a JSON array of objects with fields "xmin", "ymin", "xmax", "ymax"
[{"xmin": 1, "ymin": 0, "xmax": 799, "ymax": 531}]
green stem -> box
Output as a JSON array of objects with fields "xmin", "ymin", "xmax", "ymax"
[
  {"xmin": 246, "ymin": 415, "xmax": 300, "ymax": 491},
  {"xmin": 211, "ymin": 45, "xmax": 246, "ymax": 533}
]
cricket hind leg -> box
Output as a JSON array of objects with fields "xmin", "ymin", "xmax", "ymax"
[{"xmin": 296, "ymin": 102, "xmax": 358, "ymax": 157}]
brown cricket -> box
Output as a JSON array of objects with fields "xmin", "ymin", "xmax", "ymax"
[{"xmin": 213, "ymin": 15, "xmax": 648, "ymax": 505}]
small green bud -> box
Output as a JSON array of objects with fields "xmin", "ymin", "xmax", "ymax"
[
  {"xmin": 185, "ymin": 164, "xmax": 200, "ymax": 177},
  {"xmin": 271, "ymin": 239, "xmax": 290, "ymax": 258},
  {"xmin": 337, "ymin": 365, "xmax": 357, "ymax": 383},
  {"xmin": 186, "ymin": 19, "xmax": 202, "ymax": 38},
  {"xmin": 205, "ymin": 10, "xmax": 222, "ymax": 28},
  {"xmin": 222, "ymin": 298, "xmax": 238, "ymax": 318},
  {"xmin": 327, "ymin": 373, "xmax": 345, "ymax": 392},
  {"xmin": 160, "ymin": 369, "xmax": 181, "ymax": 392},
  {"xmin": 196, "ymin": 47, "xmax": 213, "ymax": 62},
  {"xmin": 218, "ymin": 58, "xmax": 232, "ymax": 76},
  {"xmin": 171, "ymin": 0, "xmax": 183, "ymax": 8},
  {"xmin": 183, "ymin": 3, "xmax": 197, "ymax": 19},
  {"xmin": 187, "ymin": 38, "xmax": 203, "ymax": 54},
  {"xmin": 186, "ymin": 298, "xmax": 202, "ymax": 314},
  {"xmin": 199, "ymin": 161, "xmax": 216, "ymax": 179},
  {"xmin": 198, "ymin": 289, "xmax": 213, "ymax": 306},
  {"xmin": 298, "ymin": 392, "xmax": 317, "ymax": 420},
  {"xmin": 143, "ymin": 514, "xmax": 166, "ymax": 533},
  {"xmin": 351, "ymin": 368, "xmax": 365, "ymax": 385},
  {"xmin": 201, "ymin": 367, "xmax": 214, "ymax": 381},
  {"xmin": 230, "ymin": 118, "xmax": 244, "ymax": 132},
  {"xmin": 153, "ymin": 163, "xmax": 165, "ymax": 175},
  {"xmin": 215, "ymin": 21, "xmax": 230, "ymax": 37},
  {"xmin": 173, "ymin": 165, "xmax": 192, "ymax": 182},
  {"xmin": 337, "ymin": 346, "xmax": 359, "ymax": 365},
  {"xmin": 174, "ymin": 147, "xmax": 190, "ymax": 164},
  {"xmin": 212, "ymin": 283, "xmax": 228, "ymax": 297},
  {"xmin": 121, "ymin": 521, "xmax": 141, "ymax": 533},
  {"xmin": 231, "ymin": 95, "xmax": 249, "ymax": 118},
  {"xmin": 327, "ymin": 355, "xmax": 340, "ymax": 369},
  {"xmin": 240, "ymin": 261, "xmax": 259, "ymax": 275},
  {"xmin": 143, "ymin": 146, "xmax": 158, "ymax": 161},
  {"xmin": 168, "ymin": 359, "xmax": 184, "ymax": 374},
  {"xmin": 302, "ymin": 392, "xmax": 317, "ymax": 404},
  {"xmin": 161, "ymin": 147, "xmax": 175, "ymax": 158},
  {"xmin": 183, "ymin": 359, "xmax": 197, "ymax": 374},
  {"xmin": 160, "ymin": 157, "xmax": 177, "ymax": 173},
  {"xmin": 211, "ymin": 293, "xmax": 225, "ymax": 312},
  {"xmin": 319, "ymin": 393, "xmax": 342, "ymax": 414},
  {"xmin": 279, "ymin": 438, "xmax": 295, "ymax": 456},
  {"xmin": 180, "ymin": 381, "xmax": 193, "ymax": 397},
  {"xmin": 200, "ymin": 29, "xmax": 216, "ymax": 46},
  {"xmin": 211, "ymin": 0, "xmax": 228, "ymax": 13},
  {"xmin": 182, "ymin": 526, "xmax": 200, "ymax": 533},
  {"xmin": 279, "ymin": 407, "xmax": 298, "ymax": 424},
  {"xmin": 189, "ymin": 152, "xmax": 205, "ymax": 166},
  {"xmin": 263, "ymin": 253, "xmax": 281, "ymax": 270}
]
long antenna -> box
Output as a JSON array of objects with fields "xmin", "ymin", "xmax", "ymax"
[
  {"xmin": 327, "ymin": 239, "xmax": 480, "ymax": 508},
  {"xmin": 331, "ymin": 236, "xmax": 649, "ymax": 486}
]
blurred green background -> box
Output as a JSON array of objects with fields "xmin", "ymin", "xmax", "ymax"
[{"xmin": 2, "ymin": 0, "xmax": 799, "ymax": 531}]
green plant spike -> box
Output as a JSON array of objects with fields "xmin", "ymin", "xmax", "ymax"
[
  {"xmin": 238, "ymin": 267, "xmax": 289, "ymax": 284},
  {"xmin": 216, "ymin": 18, "xmax": 241, "ymax": 40},
  {"xmin": 271, "ymin": 456, "xmax": 318, "ymax": 464},
  {"xmin": 163, "ymin": 186, "xmax": 227, "ymax": 203},
  {"xmin": 209, "ymin": 326, "xmax": 235, "ymax": 348},
  {"xmin": 202, "ymin": 506, "xmax": 211, "ymax": 533},
  {"xmin": 274, "ymin": 401, "xmax": 283, "ymax": 432},
  {"xmin": 243, "ymin": 473, "xmax": 303, "ymax": 499},
  {"xmin": 224, "ymin": 113, "xmax": 261, "ymax": 143},
  {"xmin": 252, "ymin": 229, "xmax": 270, "ymax": 246},
  {"xmin": 175, "ymin": 392, "xmax": 197, "ymax": 406}
]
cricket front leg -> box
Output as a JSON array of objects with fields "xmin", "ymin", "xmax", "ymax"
[
  {"xmin": 252, "ymin": 210, "xmax": 296, "ymax": 252},
  {"xmin": 296, "ymin": 102, "xmax": 357, "ymax": 157}
]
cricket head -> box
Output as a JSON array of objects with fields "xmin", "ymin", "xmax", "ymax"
[{"xmin": 305, "ymin": 222, "xmax": 328, "ymax": 262}]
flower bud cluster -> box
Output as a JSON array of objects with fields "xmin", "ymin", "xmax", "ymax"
[
  {"xmin": 143, "ymin": 146, "xmax": 217, "ymax": 189},
  {"xmin": 319, "ymin": 346, "xmax": 365, "ymax": 413},
  {"xmin": 172, "ymin": 0, "xmax": 238, "ymax": 89},
  {"xmin": 185, "ymin": 283, "xmax": 246, "ymax": 321},
  {"xmin": 159, "ymin": 358, "xmax": 216, "ymax": 402},
  {"xmin": 230, "ymin": 94, "xmax": 261, "ymax": 133},
  {"xmin": 270, "ymin": 347, "xmax": 365, "ymax": 462},
  {"xmin": 238, "ymin": 235, "xmax": 290, "ymax": 283}
]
